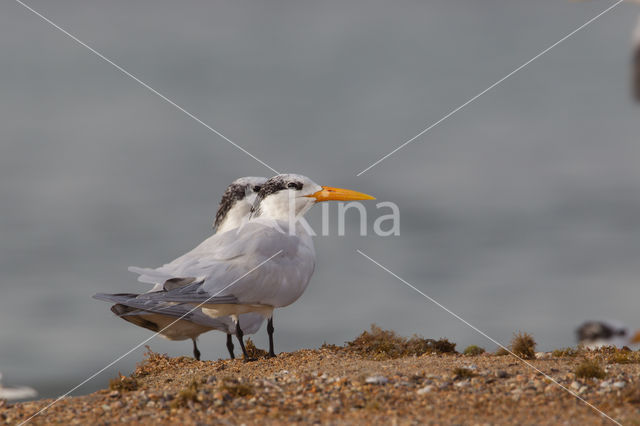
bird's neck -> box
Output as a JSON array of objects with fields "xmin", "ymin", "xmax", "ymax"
[{"xmin": 216, "ymin": 203, "xmax": 252, "ymax": 234}]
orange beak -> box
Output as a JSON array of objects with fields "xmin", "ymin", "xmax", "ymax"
[
  {"xmin": 631, "ymin": 330, "xmax": 640, "ymax": 344},
  {"xmin": 307, "ymin": 186, "xmax": 375, "ymax": 202}
]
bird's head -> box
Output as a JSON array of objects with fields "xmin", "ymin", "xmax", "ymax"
[
  {"xmin": 251, "ymin": 173, "xmax": 375, "ymax": 220},
  {"xmin": 214, "ymin": 176, "xmax": 267, "ymax": 232}
]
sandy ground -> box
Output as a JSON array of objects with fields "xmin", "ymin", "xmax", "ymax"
[{"xmin": 2, "ymin": 337, "xmax": 640, "ymax": 425}]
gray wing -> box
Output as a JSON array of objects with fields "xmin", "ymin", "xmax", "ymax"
[
  {"xmin": 94, "ymin": 292, "xmax": 234, "ymax": 328},
  {"xmin": 138, "ymin": 280, "xmax": 241, "ymax": 305}
]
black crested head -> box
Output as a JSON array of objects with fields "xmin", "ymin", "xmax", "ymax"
[
  {"xmin": 250, "ymin": 174, "xmax": 306, "ymax": 217},
  {"xmin": 214, "ymin": 183, "xmax": 247, "ymax": 229},
  {"xmin": 213, "ymin": 177, "xmax": 266, "ymax": 230}
]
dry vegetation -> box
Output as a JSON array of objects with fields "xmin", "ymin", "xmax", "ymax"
[
  {"xmin": 574, "ymin": 359, "xmax": 606, "ymax": 380},
  {"xmin": 511, "ymin": 331, "xmax": 536, "ymax": 359},
  {"xmin": 245, "ymin": 338, "xmax": 268, "ymax": 359},
  {"xmin": 109, "ymin": 373, "xmax": 139, "ymax": 392},
  {"xmin": 552, "ymin": 347, "xmax": 580, "ymax": 358},
  {"xmin": 341, "ymin": 324, "xmax": 456, "ymax": 360},
  {"xmin": 463, "ymin": 345, "xmax": 485, "ymax": 356}
]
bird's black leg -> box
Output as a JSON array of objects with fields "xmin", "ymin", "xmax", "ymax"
[
  {"xmin": 235, "ymin": 321, "xmax": 255, "ymax": 362},
  {"xmin": 192, "ymin": 339, "xmax": 201, "ymax": 361},
  {"xmin": 226, "ymin": 333, "xmax": 235, "ymax": 359},
  {"xmin": 267, "ymin": 317, "xmax": 276, "ymax": 358}
]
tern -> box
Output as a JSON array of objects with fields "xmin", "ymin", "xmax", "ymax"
[
  {"xmin": 94, "ymin": 177, "xmax": 267, "ymax": 360},
  {"xmin": 576, "ymin": 320, "xmax": 640, "ymax": 349},
  {"xmin": 0, "ymin": 373, "xmax": 37, "ymax": 401},
  {"xmin": 124, "ymin": 174, "xmax": 374, "ymax": 360}
]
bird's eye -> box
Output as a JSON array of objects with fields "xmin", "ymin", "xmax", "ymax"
[
  {"xmin": 253, "ymin": 186, "xmax": 261, "ymax": 192},
  {"xmin": 287, "ymin": 182, "xmax": 299, "ymax": 189}
]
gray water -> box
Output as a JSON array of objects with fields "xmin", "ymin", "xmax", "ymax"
[{"xmin": 2, "ymin": 0, "xmax": 640, "ymax": 399}]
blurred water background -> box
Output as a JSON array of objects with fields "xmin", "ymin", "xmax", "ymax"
[{"xmin": 2, "ymin": 0, "xmax": 640, "ymax": 398}]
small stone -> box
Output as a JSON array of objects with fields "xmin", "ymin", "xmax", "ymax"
[
  {"xmin": 101, "ymin": 404, "xmax": 111, "ymax": 411},
  {"xmin": 570, "ymin": 381, "xmax": 582, "ymax": 391},
  {"xmin": 579, "ymin": 386, "xmax": 588, "ymax": 394},
  {"xmin": 600, "ymin": 381, "xmax": 611, "ymax": 388},
  {"xmin": 327, "ymin": 404, "xmax": 340, "ymax": 413},
  {"xmin": 417, "ymin": 385, "xmax": 434, "ymax": 395},
  {"xmin": 497, "ymin": 371, "xmax": 509, "ymax": 379},
  {"xmin": 365, "ymin": 376, "xmax": 388, "ymax": 385},
  {"xmin": 454, "ymin": 380, "xmax": 470, "ymax": 388},
  {"xmin": 613, "ymin": 381, "xmax": 626, "ymax": 389}
]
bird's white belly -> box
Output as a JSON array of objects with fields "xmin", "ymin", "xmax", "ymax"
[{"xmin": 202, "ymin": 303, "xmax": 274, "ymax": 319}]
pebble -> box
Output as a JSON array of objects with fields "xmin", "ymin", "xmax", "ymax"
[
  {"xmin": 454, "ymin": 380, "xmax": 470, "ymax": 388},
  {"xmin": 417, "ymin": 385, "xmax": 434, "ymax": 395},
  {"xmin": 613, "ymin": 381, "xmax": 626, "ymax": 389},
  {"xmin": 365, "ymin": 376, "xmax": 388, "ymax": 385},
  {"xmin": 600, "ymin": 381, "xmax": 611, "ymax": 388},
  {"xmin": 570, "ymin": 381, "xmax": 582, "ymax": 391},
  {"xmin": 327, "ymin": 404, "xmax": 340, "ymax": 413}
]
